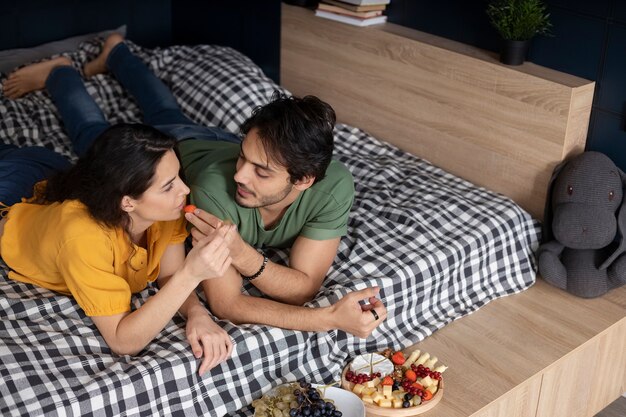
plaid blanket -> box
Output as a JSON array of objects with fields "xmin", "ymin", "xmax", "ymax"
[{"xmin": 0, "ymin": 40, "xmax": 540, "ymax": 416}]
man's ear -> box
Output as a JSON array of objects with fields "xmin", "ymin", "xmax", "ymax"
[
  {"xmin": 121, "ymin": 196, "xmax": 135, "ymax": 213},
  {"xmin": 293, "ymin": 176, "xmax": 315, "ymax": 191}
]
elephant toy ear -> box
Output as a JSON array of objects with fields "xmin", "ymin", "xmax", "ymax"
[
  {"xmin": 541, "ymin": 158, "xmax": 568, "ymax": 244},
  {"xmin": 600, "ymin": 167, "xmax": 626, "ymax": 270}
]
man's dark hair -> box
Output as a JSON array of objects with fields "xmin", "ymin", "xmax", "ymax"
[{"xmin": 240, "ymin": 92, "xmax": 336, "ymax": 184}]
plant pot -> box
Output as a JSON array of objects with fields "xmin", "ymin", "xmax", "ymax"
[{"xmin": 500, "ymin": 39, "xmax": 530, "ymax": 66}]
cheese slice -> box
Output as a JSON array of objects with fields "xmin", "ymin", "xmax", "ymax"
[
  {"xmin": 364, "ymin": 377, "xmax": 380, "ymax": 388},
  {"xmin": 362, "ymin": 395, "xmax": 374, "ymax": 404},
  {"xmin": 352, "ymin": 384, "xmax": 365, "ymax": 395},
  {"xmin": 377, "ymin": 398, "xmax": 392, "ymax": 408},
  {"xmin": 349, "ymin": 353, "xmax": 395, "ymax": 377}
]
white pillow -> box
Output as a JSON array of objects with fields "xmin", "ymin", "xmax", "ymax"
[{"xmin": 0, "ymin": 25, "xmax": 126, "ymax": 74}]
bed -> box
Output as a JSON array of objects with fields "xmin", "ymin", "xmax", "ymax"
[{"xmin": 0, "ymin": 5, "xmax": 622, "ymax": 417}]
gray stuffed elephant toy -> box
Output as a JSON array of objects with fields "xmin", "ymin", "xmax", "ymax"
[{"xmin": 537, "ymin": 151, "xmax": 626, "ymax": 298}]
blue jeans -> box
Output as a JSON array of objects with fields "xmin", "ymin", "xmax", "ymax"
[
  {"xmin": 0, "ymin": 42, "xmax": 239, "ymax": 206},
  {"xmin": 46, "ymin": 42, "xmax": 241, "ymax": 152},
  {"xmin": 0, "ymin": 144, "xmax": 72, "ymax": 206}
]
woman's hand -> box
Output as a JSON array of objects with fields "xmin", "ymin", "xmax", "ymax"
[
  {"xmin": 183, "ymin": 228, "xmax": 233, "ymax": 283},
  {"xmin": 185, "ymin": 307, "xmax": 234, "ymax": 375}
]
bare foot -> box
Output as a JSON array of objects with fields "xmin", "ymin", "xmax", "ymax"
[
  {"xmin": 83, "ymin": 33, "xmax": 125, "ymax": 78},
  {"xmin": 3, "ymin": 56, "xmax": 72, "ymax": 99}
]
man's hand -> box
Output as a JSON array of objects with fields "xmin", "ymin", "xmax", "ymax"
[
  {"xmin": 328, "ymin": 287, "xmax": 387, "ymax": 338},
  {"xmin": 185, "ymin": 209, "xmax": 246, "ymax": 259},
  {"xmin": 185, "ymin": 306, "xmax": 233, "ymax": 376}
]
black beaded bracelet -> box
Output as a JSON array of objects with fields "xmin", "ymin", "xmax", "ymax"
[{"xmin": 241, "ymin": 254, "xmax": 269, "ymax": 281}]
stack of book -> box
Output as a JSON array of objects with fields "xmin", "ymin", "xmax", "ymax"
[{"xmin": 315, "ymin": 0, "xmax": 390, "ymax": 27}]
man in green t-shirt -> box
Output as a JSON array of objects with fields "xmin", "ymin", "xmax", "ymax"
[{"xmin": 182, "ymin": 94, "xmax": 387, "ymax": 338}]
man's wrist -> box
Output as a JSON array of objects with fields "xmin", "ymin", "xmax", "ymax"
[
  {"xmin": 241, "ymin": 252, "xmax": 268, "ymax": 281},
  {"xmin": 315, "ymin": 305, "xmax": 335, "ymax": 332},
  {"xmin": 232, "ymin": 241, "xmax": 260, "ymax": 271}
]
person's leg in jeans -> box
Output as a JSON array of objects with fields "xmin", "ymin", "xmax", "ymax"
[
  {"xmin": 1, "ymin": 57, "xmax": 108, "ymax": 207},
  {"xmin": 0, "ymin": 144, "xmax": 71, "ymax": 207},
  {"xmin": 91, "ymin": 34, "xmax": 239, "ymax": 143},
  {"xmin": 45, "ymin": 66, "xmax": 111, "ymax": 157},
  {"xmin": 3, "ymin": 55, "xmax": 110, "ymax": 157},
  {"xmin": 106, "ymin": 41, "xmax": 194, "ymax": 127}
]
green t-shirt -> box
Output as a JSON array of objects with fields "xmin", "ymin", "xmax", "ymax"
[{"xmin": 179, "ymin": 139, "xmax": 355, "ymax": 249}]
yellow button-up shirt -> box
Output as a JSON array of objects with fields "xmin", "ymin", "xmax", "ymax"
[{"xmin": 1, "ymin": 200, "xmax": 188, "ymax": 316}]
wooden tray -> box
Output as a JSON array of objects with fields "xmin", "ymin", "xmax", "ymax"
[{"xmin": 340, "ymin": 364, "xmax": 444, "ymax": 416}]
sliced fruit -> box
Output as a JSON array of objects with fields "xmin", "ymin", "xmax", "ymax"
[
  {"xmin": 391, "ymin": 351, "xmax": 406, "ymax": 365},
  {"xmin": 183, "ymin": 204, "xmax": 197, "ymax": 213},
  {"xmin": 381, "ymin": 376, "xmax": 394, "ymax": 386},
  {"xmin": 411, "ymin": 382, "xmax": 424, "ymax": 391},
  {"xmin": 404, "ymin": 369, "xmax": 417, "ymax": 382}
]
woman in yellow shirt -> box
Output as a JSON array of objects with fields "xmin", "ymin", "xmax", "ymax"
[
  {"xmin": 1, "ymin": 34, "xmax": 242, "ymax": 375},
  {"xmin": 0, "ymin": 125, "xmax": 234, "ymax": 376}
]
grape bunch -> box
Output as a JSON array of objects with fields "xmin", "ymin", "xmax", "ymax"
[{"xmin": 252, "ymin": 381, "xmax": 343, "ymax": 417}]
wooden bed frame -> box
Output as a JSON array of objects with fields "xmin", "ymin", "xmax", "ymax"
[{"xmin": 281, "ymin": 5, "xmax": 626, "ymax": 417}]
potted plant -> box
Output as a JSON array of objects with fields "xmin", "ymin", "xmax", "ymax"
[{"xmin": 486, "ymin": 0, "xmax": 552, "ymax": 65}]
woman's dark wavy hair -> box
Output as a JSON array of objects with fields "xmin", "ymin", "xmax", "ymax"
[
  {"xmin": 240, "ymin": 92, "xmax": 336, "ymax": 184},
  {"xmin": 42, "ymin": 123, "xmax": 177, "ymax": 232}
]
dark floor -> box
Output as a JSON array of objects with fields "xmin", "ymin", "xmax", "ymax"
[{"xmin": 595, "ymin": 395, "xmax": 626, "ymax": 417}]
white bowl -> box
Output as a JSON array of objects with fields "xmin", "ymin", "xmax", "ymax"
[{"xmin": 260, "ymin": 382, "xmax": 365, "ymax": 417}]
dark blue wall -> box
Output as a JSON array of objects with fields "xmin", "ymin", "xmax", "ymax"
[
  {"xmin": 386, "ymin": 0, "xmax": 626, "ymax": 171},
  {"xmin": 172, "ymin": 0, "xmax": 281, "ymax": 83},
  {"xmin": 0, "ymin": 0, "xmax": 172, "ymax": 49},
  {"xmin": 0, "ymin": 0, "xmax": 281, "ymax": 83}
]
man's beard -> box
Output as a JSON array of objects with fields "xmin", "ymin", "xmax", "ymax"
[{"xmin": 235, "ymin": 182, "xmax": 293, "ymax": 208}]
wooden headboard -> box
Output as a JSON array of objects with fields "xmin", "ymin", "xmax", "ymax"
[{"xmin": 280, "ymin": 5, "xmax": 595, "ymax": 220}]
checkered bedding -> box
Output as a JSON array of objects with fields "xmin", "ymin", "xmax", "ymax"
[{"xmin": 0, "ymin": 40, "xmax": 540, "ymax": 416}]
